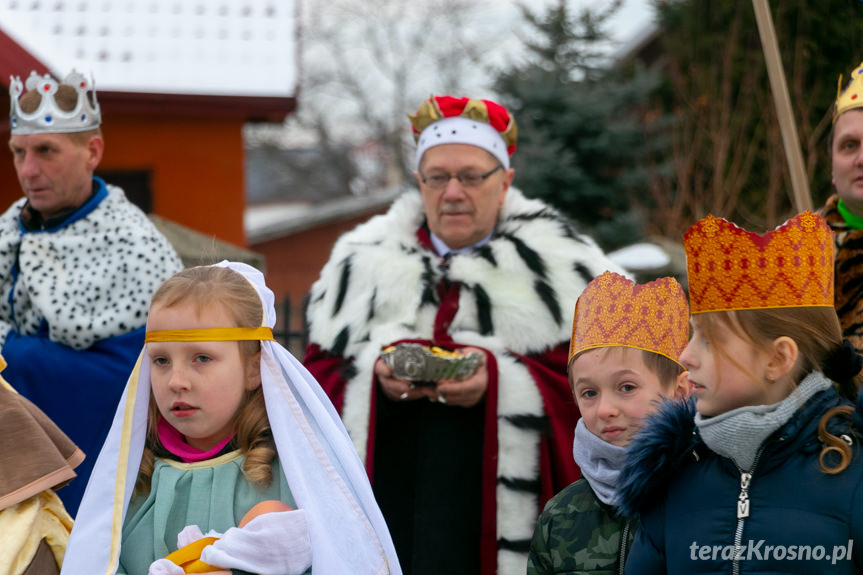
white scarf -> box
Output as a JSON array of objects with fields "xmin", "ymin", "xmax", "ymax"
[
  {"xmin": 571, "ymin": 418, "xmax": 627, "ymax": 506},
  {"xmin": 60, "ymin": 261, "xmax": 402, "ymax": 575}
]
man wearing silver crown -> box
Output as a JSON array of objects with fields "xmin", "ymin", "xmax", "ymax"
[
  {"xmin": 0, "ymin": 70, "xmax": 182, "ymax": 515},
  {"xmin": 304, "ymin": 95, "xmax": 625, "ymax": 575},
  {"xmin": 818, "ymin": 61, "xmax": 863, "ymax": 355}
]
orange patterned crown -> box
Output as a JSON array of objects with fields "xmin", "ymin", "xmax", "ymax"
[
  {"xmin": 684, "ymin": 211, "xmax": 834, "ymax": 314},
  {"xmin": 569, "ymin": 271, "xmax": 689, "ymax": 367}
]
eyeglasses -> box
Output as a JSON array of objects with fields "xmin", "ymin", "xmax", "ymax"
[{"xmin": 419, "ymin": 165, "xmax": 503, "ymax": 189}]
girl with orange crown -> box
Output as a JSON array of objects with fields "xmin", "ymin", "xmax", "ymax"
[
  {"xmin": 60, "ymin": 262, "xmax": 401, "ymax": 575},
  {"xmin": 618, "ymin": 212, "xmax": 863, "ymax": 573}
]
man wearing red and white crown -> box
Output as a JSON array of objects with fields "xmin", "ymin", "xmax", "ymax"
[
  {"xmin": 819, "ymin": 61, "xmax": 863, "ymax": 354},
  {"xmin": 0, "ymin": 70, "xmax": 182, "ymax": 515},
  {"xmin": 304, "ymin": 95, "xmax": 625, "ymax": 575}
]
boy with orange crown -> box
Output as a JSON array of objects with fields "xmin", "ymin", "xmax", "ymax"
[
  {"xmin": 527, "ymin": 271, "xmax": 689, "ymax": 575},
  {"xmin": 619, "ymin": 212, "xmax": 863, "ymax": 574}
]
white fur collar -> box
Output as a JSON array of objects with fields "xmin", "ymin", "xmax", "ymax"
[{"xmin": 307, "ymin": 187, "xmax": 625, "ymax": 357}]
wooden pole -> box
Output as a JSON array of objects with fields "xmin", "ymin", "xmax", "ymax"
[{"xmin": 751, "ymin": 0, "xmax": 812, "ymax": 212}]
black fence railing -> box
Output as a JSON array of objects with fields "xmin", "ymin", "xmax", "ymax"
[{"xmin": 274, "ymin": 292, "xmax": 311, "ymax": 356}]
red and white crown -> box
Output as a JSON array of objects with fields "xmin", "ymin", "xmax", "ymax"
[
  {"xmin": 408, "ymin": 95, "xmax": 517, "ymax": 169},
  {"xmin": 9, "ymin": 70, "xmax": 101, "ymax": 135}
]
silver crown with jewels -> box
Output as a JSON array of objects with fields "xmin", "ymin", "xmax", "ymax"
[{"xmin": 9, "ymin": 70, "xmax": 101, "ymax": 135}]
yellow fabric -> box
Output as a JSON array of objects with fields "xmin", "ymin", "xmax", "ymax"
[
  {"xmin": 165, "ymin": 537, "xmax": 220, "ymax": 573},
  {"xmin": 161, "ymin": 450, "xmax": 243, "ymax": 471},
  {"xmin": 0, "ymin": 490, "xmax": 73, "ymax": 575},
  {"xmin": 569, "ymin": 271, "xmax": 689, "ymax": 366},
  {"xmin": 145, "ymin": 327, "xmax": 274, "ymax": 342},
  {"xmin": 0, "ymin": 353, "xmax": 14, "ymax": 392},
  {"xmin": 684, "ymin": 211, "xmax": 834, "ymax": 314}
]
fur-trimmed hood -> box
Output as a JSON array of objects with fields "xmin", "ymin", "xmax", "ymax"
[
  {"xmin": 616, "ymin": 398, "xmax": 700, "ymax": 519},
  {"xmin": 618, "ymin": 386, "xmax": 863, "ymax": 520}
]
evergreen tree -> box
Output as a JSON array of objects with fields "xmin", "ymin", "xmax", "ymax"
[
  {"xmin": 635, "ymin": 0, "xmax": 863, "ymax": 237},
  {"xmin": 494, "ymin": 0, "xmax": 666, "ymax": 250},
  {"xmin": 498, "ymin": 0, "xmax": 863, "ymax": 246}
]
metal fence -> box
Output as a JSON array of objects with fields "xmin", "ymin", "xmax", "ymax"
[{"xmin": 273, "ymin": 292, "xmax": 311, "ymax": 356}]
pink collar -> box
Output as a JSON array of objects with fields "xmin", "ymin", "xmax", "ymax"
[{"xmin": 157, "ymin": 416, "xmax": 235, "ymax": 463}]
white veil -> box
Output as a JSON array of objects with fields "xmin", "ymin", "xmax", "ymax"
[{"xmin": 61, "ymin": 261, "xmax": 402, "ymax": 575}]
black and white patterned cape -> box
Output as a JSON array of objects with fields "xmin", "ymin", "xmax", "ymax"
[{"xmin": 0, "ymin": 179, "xmax": 183, "ymax": 349}]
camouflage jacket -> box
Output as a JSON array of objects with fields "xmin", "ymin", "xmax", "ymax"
[{"xmin": 527, "ymin": 478, "xmax": 636, "ymax": 575}]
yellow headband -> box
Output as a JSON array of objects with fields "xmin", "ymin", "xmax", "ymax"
[{"xmin": 145, "ymin": 327, "xmax": 274, "ymax": 343}]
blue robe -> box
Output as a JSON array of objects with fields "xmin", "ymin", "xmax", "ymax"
[
  {"xmin": 0, "ymin": 177, "xmax": 182, "ymax": 514},
  {"xmin": 2, "ymin": 326, "xmax": 145, "ymax": 514}
]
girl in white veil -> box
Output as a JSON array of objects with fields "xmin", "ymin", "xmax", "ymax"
[{"xmin": 61, "ymin": 261, "xmax": 401, "ymax": 575}]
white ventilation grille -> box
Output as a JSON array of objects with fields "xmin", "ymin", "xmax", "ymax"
[{"xmin": 0, "ymin": 0, "xmax": 297, "ymax": 97}]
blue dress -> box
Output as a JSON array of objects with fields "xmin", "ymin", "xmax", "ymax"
[{"xmin": 119, "ymin": 452, "xmax": 297, "ymax": 575}]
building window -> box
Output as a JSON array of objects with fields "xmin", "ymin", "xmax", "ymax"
[{"xmin": 95, "ymin": 170, "xmax": 153, "ymax": 213}]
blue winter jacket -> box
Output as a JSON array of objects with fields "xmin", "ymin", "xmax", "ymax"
[{"xmin": 617, "ymin": 383, "xmax": 863, "ymax": 574}]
